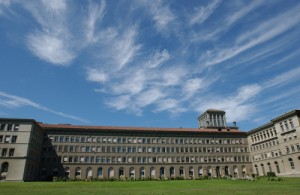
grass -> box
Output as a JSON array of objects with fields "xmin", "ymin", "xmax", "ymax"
[{"xmin": 1, "ymin": 178, "xmax": 300, "ymax": 195}]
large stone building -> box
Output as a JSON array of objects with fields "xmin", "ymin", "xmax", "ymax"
[
  {"xmin": 248, "ymin": 110, "xmax": 300, "ymax": 177},
  {"xmin": 0, "ymin": 109, "xmax": 299, "ymax": 181}
]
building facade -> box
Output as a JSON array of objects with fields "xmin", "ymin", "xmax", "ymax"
[
  {"xmin": 0, "ymin": 119, "xmax": 44, "ymax": 181},
  {"xmin": 0, "ymin": 109, "xmax": 299, "ymax": 181},
  {"xmin": 247, "ymin": 110, "xmax": 300, "ymax": 177}
]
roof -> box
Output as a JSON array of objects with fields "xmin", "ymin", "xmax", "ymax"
[
  {"xmin": 40, "ymin": 123, "xmax": 243, "ymax": 134},
  {"xmin": 198, "ymin": 109, "xmax": 226, "ymax": 119}
]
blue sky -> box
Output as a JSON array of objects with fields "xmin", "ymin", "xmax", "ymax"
[{"xmin": 0, "ymin": 0, "xmax": 300, "ymax": 131}]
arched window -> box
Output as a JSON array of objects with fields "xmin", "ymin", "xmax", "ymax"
[
  {"xmin": 97, "ymin": 167, "xmax": 103, "ymax": 177},
  {"xmin": 224, "ymin": 166, "xmax": 229, "ymax": 176},
  {"xmin": 189, "ymin": 167, "xmax": 194, "ymax": 177},
  {"xmin": 216, "ymin": 166, "xmax": 220, "ymax": 177},
  {"xmin": 289, "ymin": 158, "xmax": 295, "ymax": 169},
  {"xmin": 267, "ymin": 162, "xmax": 272, "ymax": 172},
  {"xmin": 170, "ymin": 167, "xmax": 175, "ymax": 177},
  {"xmin": 0, "ymin": 162, "xmax": 9, "ymax": 181},
  {"xmin": 140, "ymin": 167, "xmax": 145, "ymax": 178},
  {"xmin": 233, "ymin": 166, "xmax": 238, "ymax": 178},
  {"xmin": 119, "ymin": 167, "xmax": 124, "ymax": 177},
  {"xmin": 75, "ymin": 167, "xmax": 81, "ymax": 178},
  {"xmin": 179, "ymin": 167, "xmax": 184, "ymax": 177},
  {"xmin": 150, "ymin": 167, "xmax": 155, "ymax": 178},
  {"xmin": 1, "ymin": 162, "xmax": 9, "ymax": 173},
  {"xmin": 86, "ymin": 167, "xmax": 92, "ymax": 179},
  {"xmin": 207, "ymin": 166, "xmax": 212, "ymax": 176},
  {"xmin": 129, "ymin": 167, "xmax": 135, "ymax": 178},
  {"xmin": 242, "ymin": 166, "xmax": 246, "ymax": 177},
  {"xmin": 108, "ymin": 167, "xmax": 114, "ymax": 178},
  {"xmin": 64, "ymin": 167, "xmax": 70, "ymax": 178},
  {"xmin": 274, "ymin": 161, "xmax": 280, "ymax": 173},
  {"xmin": 254, "ymin": 164, "xmax": 259, "ymax": 175},
  {"xmin": 261, "ymin": 164, "xmax": 265, "ymax": 175},
  {"xmin": 198, "ymin": 166, "xmax": 203, "ymax": 176},
  {"xmin": 160, "ymin": 167, "xmax": 165, "ymax": 177}
]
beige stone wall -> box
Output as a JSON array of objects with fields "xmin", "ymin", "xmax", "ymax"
[{"xmin": 248, "ymin": 111, "xmax": 300, "ymax": 177}]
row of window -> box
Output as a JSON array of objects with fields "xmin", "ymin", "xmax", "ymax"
[
  {"xmin": 283, "ymin": 132, "xmax": 297, "ymax": 142},
  {"xmin": 44, "ymin": 165, "xmax": 247, "ymax": 178},
  {"xmin": 42, "ymin": 155, "xmax": 250, "ymax": 164},
  {"xmin": 47, "ymin": 145, "xmax": 248, "ymax": 154},
  {"xmin": 280, "ymin": 119, "xmax": 295, "ymax": 132},
  {"xmin": 250, "ymin": 139, "xmax": 279, "ymax": 151},
  {"xmin": 250, "ymin": 127, "xmax": 277, "ymax": 144},
  {"xmin": 252, "ymin": 150, "xmax": 281, "ymax": 161},
  {"xmin": 285, "ymin": 144, "xmax": 300, "ymax": 154},
  {"xmin": 0, "ymin": 135, "xmax": 17, "ymax": 144},
  {"xmin": 49, "ymin": 135, "xmax": 245, "ymax": 145},
  {"xmin": 254, "ymin": 157, "xmax": 299, "ymax": 175},
  {"xmin": 0, "ymin": 148, "xmax": 15, "ymax": 157},
  {"xmin": 0, "ymin": 124, "xmax": 19, "ymax": 131}
]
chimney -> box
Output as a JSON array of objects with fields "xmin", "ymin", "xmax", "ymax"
[{"xmin": 233, "ymin": 121, "xmax": 236, "ymax": 127}]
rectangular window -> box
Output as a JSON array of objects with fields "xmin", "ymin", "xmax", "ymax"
[
  {"xmin": 9, "ymin": 148, "xmax": 15, "ymax": 157},
  {"xmin": 14, "ymin": 124, "xmax": 20, "ymax": 131},
  {"xmin": 290, "ymin": 120, "xmax": 294, "ymax": 129},
  {"xmin": 0, "ymin": 135, "xmax": 3, "ymax": 142},
  {"xmin": 63, "ymin": 157, "xmax": 68, "ymax": 162},
  {"xmin": 5, "ymin": 136, "xmax": 10, "ymax": 143},
  {"xmin": 7, "ymin": 124, "xmax": 12, "ymax": 131},
  {"xmin": 285, "ymin": 123, "xmax": 289, "ymax": 131},
  {"xmin": 1, "ymin": 148, "xmax": 7, "ymax": 156},
  {"xmin": 11, "ymin": 136, "xmax": 17, "ymax": 143},
  {"xmin": 87, "ymin": 137, "xmax": 91, "ymax": 142},
  {"xmin": 0, "ymin": 124, "xmax": 6, "ymax": 131}
]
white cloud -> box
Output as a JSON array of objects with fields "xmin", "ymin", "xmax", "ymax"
[
  {"xmin": 86, "ymin": 68, "xmax": 108, "ymax": 83},
  {"xmin": 135, "ymin": 88, "xmax": 165, "ymax": 108},
  {"xmin": 111, "ymin": 69, "xmax": 146, "ymax": 95},
  {"xmin": 201, "ymin": 4, "xmax": 300, "ymax": 67},
  {"xmin": 106, "ymin": 95, "xmax": 131, "ymax": 111},
  {"xmin": 160, "ymin": 67, "xmax": 188, "ymax": 86},
  {"xmin": 42, "ymin": 0, "xmax": 66, "ymax": 13},
  {"xmin": 0, "ymin": 91, "xmax": 88, "ymax": 123},
  {"xmin": 182, "ymin": 78, "xmax": 205, "ymax": 99},
  {"xmin": 263, "ymin": 66, "xmax": 300, "ymax": 89},
  {"xmin": 145, "ymin": 49, "xmax": 170, "ymax": 68},
  {"xmin": 190, "ymin": 0, "xmax": 221, "ymax": 25},
  {"xmin": 190, "ymin": 1, "xmax": 265, "ymax": 42},
  {"xmin": 85, "ymin": 0, "xmax": 106, "ymax": 44},
  {"xmin": 194, "ymin": 84, "xmax": 262, "ymax": 122},
  {"xmin": 26, "ymin": 32, "xmax": 75, "ymax": 65},
  {"xmin": 21, "ymin": 0, "xmax": 77, "ymax": 65},
  {"xmin": 97, "ymin": 27, "xmax": 141, "ymax": 70},
  {"xmin": 155, "ymin": 98, "xmax": 186, "ymax": 113},
  {"xmin": 148, "ymin": 0, "xmax": 176, "ymax": 32},
  {"xmin": 225, "ymin": 0, "xmax": 264, "ymax": 27},
  {"xmin": 0, "ymin": 0, "xmax": 14, "ymax": 17}
]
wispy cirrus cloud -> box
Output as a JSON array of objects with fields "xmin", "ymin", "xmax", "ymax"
[
  {"xmin": 146, "ymin": 0, "xmax": 176, "ymax": 33},
  {"xmin": 200, "ymin": 4, "xmax": 300, "ymax": 67},
  {"xmin": 0, "ymin": 91, "xmax": 88, "ymax": 123},
  {"xmin": 23, "ymin": 0, "xmax": 77, "ymax": 65},
  {"xmin": 145, "ymin": 49, "xmax": 170, "ymax": 68},
  {"xmin": 189, "ymin": 0, "xmax": 222, "ymax": 25},
  {"xmin": 0, "ymin": 0, "xmax": 11, "ymax": 16},
  {"xmin": 85, "ymin": 0, "xmax": 106, "ymax": 44},
  {"xmin": 193, "ymin": 84, "xmax": 262, "ymax": 122},
  {"xmin": 27, "ymin": 33, "xmax": 75, "ymax": 65}
]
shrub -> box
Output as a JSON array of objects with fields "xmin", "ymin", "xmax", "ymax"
[{"xmin": 267, "ymin": 172, "xmax": 276, "ymax": 177}]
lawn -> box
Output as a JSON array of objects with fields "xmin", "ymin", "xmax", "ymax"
[{"xmin": 1, "ymin": 178, "xmax": 300, "ymax": 195}]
